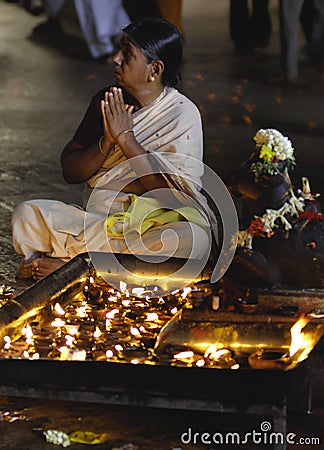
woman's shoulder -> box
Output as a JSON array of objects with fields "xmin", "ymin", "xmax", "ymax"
[
  {"xmin": 167, "ymin": 88, "xmax": 201, "ymax": 114},
  {"xmin": 165, "ymin": 88, "xmax": 201, "ymax": 123}
]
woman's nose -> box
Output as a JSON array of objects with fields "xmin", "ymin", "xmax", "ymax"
[{"xmin": 112, "ymin": 49, "xmax": 122, "ymax": 65}]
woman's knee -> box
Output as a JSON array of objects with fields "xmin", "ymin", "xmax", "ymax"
[{"xmin": 12, "ymin": 200, "xmax": 35, "ymax": 225}]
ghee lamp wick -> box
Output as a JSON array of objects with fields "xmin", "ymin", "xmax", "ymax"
[
  {"xmin": 84, "ymin": 284, "xmax": 89, "ymax": 302},
  {"xmin": 3, "ymin": 335, "xmax": 11, "ymax": 350}
]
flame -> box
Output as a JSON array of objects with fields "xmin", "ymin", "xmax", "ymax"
[
  {"xmin": 209, "ymin": 349, "xmax": 231, "ymax": 360},
  {"xmin": 3, "ymin": 335, "xmax": 11, "ymax": 350},
  {"xmin": 204, "ymin": 345, "xmax": 218, "ymax": 358},
  {"xmin": 106, "ymin": 308, "xmax": 119, "ymax": 319},
  {"xmin": 130, "ymin": 327, "xmax": 141, "ymax": 337},
  {"xmin": 22, "ymin": 324, "xmax": 34, "ymax": 345},
  {"xmin": 51, "ymin": 318, "xmax": 65, "ymax": 328},
  {"xmin": 289, "ymin": 315, "xmax": 310, "ymax": 358},
  {"xmin": 64, "ymin": 325, "xmax": 79, "ymax": 335},
  {"xmin": 54, "ymin": 303, "xmax": 65, "ymax": 316},
  {"xmin": 76, "ymin": 306, "xmax": 88, "ymax": 318},
  {"xmin": 196, "ymin": 358, "xmax": 205, "ymax": 367},
  {"xmin": 106, "ymin": 350, "xmax": 114, "ymax": 358},
  {"xmin": 146, "ymin": 313, "xmax": 159, "ymax": 322},
  {"xmin": 174, "ymin": 351, "xmax": 194, "ymax": 360},
  {"xmin": 181, "ymin": 287, "xmax": 192, "ymax": 299},
  {"xmin": 65, "ymin": 335, "xmax": 74, "ymax": 347},
  {"xmin": 22, "ymin": 324, "xmax": 33, "ymax": 338},
  {"xmin": 93, "ymin": 326, "xmax": 102, "ymax": 338},
  {"xmin": 119, "ymin": 281, "xmax": 127, "ymax": 293},
  {"xmin": 231, "ymin": 363, "xmax": 240, "ymax": 370}
]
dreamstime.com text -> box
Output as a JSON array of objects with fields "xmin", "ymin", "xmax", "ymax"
[{"xmin": 180, "ymin": 422, "xmax": 321, "ymax": 446}]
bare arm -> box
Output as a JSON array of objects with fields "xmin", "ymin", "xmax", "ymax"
[
  {"xmin": 60, "ymin": 88, "xmax": 116, "ymax": 184},
  {"xmin": 60, "ymin": 138, "xmax": 114, "ymax": 184},
  {"xmin": 61, "ymin": 86, "xmax": 169, "ymax": 191}
]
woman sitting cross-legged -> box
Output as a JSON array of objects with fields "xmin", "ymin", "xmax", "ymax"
[{"xmin": 12, "ymin": 18, "xmax": 214, "ymax": 281}]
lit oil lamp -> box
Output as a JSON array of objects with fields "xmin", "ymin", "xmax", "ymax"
[
  {"xmin": 3, "ymin": 335, "xmax": 11, "ymax": 350},
  {"xmin": 91, "ymin": 305, "xmax": 108, "ymax": 320},
  {"xmin": 33, "ymin": 335, "xmax": 54, "ymax": 357},
  {"xmin": 236, "ymin": 295, "xmax": 258, "ymax": 314},
  {"xmin": 204, "ymin": 346, "xmax": 237, "ymax": 368},
  {"xmin": 87, "ymin": 284, "xmax": 104, "ymax": 304},
  {"xmin": 53, "ymin": 302, "xmax": 65, "ymax": 316},
  {"xmin": 64, "ymin": 324, "xmax": 79, "ymax": 336},
  {"xmin": 93, "ymin": 326, "xmax": 102, "ymax": 339},
  {"xmin": 248, "ymin": 350, "xmax": 291, "ymax": 370},
  {"xmin": 51, "ymin": 317, "xmax": 65, "ymax": 328},
  {"xmin": 172, "ymin": 350, "xmax": 205, "ymax": 367},
  {"xmin": 248, "ymin": 315, "xmax": 312, "ymax": 370},
  {"xmin": 59, "ymin": 347, "xmax": 87, "ymax": 361},
  {"xmin": 117, "ymin": 345, "xmax": 152, "ymax": 363}
]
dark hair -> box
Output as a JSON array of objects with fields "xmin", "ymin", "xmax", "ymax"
[{"xmin": 122, "ymin": 17, "xmax": 182, "ymax": 87}]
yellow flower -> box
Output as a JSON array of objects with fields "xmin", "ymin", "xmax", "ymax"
[{"xmin": 259, "ymin": 145, "xmax": 276, "ymax": 162}]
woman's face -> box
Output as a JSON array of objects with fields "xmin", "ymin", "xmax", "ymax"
[{"xmin": 112, "ymin": 37, "xmax": 152, "ymax": 91}]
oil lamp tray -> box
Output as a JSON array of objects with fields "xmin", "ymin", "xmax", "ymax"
[
  {"xmin": 257, "ymin": 288, "xmax": 324, "ymax": 313},
  {"xmin": 0, "ymin": 253, "xmax": 322, "ymax": 449},
  {"xmin": 0, "ymin": 355, "xmax": 312, "ymax": 409},
  {"xmin": 154, "ymin": 308, "xmax": 324, "ymax": 369}
]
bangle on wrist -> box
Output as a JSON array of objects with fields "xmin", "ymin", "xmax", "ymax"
[
  {"xmin": 98, "ymin": 135, "xmax": 109, "ymax": 157},
  {"xmin": 115, "ymin": 129, "xmax": 134, "ymax": 142}
]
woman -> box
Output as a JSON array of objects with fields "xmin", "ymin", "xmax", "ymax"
[{"xmin": 12, "ymin": 18, "xmax": 212, "ymax": 280}]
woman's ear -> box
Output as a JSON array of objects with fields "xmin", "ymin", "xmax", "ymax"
[{"xmin": 150, "ymin": 60, "xmax": 164, "ymax": 80}]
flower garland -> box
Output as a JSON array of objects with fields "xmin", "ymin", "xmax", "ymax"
[
  {"xmin": 236, "ymin": 129, "xmax": 322, "ymax": 248},
  {"xmin": 250, "ymin": 129, "xmax": 296, "ymax": 177},
  {"xmin": 237, "ymin": 178, "xmax": 322, "ymax": 249}
]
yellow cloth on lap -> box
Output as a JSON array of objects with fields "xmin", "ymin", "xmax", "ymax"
[{"xmin": 104, "ymin": 195, "xmax": 208, "ymax": 237}]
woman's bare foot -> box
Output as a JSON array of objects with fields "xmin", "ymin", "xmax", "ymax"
[
  {"xmin": 16, "ymin": 252, "xmax": 43, "ymax": 279},
  {"xmin": 31, "ymin": 257, "xmax": 66, "ymax": 280}
]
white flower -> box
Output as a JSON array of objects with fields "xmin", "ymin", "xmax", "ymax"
[
  {"xmin": 44, "ymin": 430, "xmax": 71, "ymax": 447},
  {"xmin": 253, "ymin": 128, "xmax": 294, "ymax": 161}
]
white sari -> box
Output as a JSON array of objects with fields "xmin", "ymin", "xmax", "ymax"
[{"xmin": 12, "ymin": 87, "xmax": 212, "ymax": 262}]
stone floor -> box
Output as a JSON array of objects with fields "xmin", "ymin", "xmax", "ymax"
[{"xmin": 0, "ymin": 0, "xmax": 324, "ymax": 448}]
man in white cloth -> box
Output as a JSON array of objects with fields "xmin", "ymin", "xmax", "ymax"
[{"xmin": 35, "ymin": 0, "xmax": 130, "ymax": 60}]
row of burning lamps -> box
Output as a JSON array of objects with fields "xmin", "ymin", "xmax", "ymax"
[
  {"xmin": 1, "ymin": 278, "xmax": 190, "ymax": 365},
  {"xmin": 0, "ymin": 279, "xmax": 316, "ymax": 369}
]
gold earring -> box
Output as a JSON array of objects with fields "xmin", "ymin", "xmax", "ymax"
[{"xmin": 149, "ymin": 76, "xmax": 155, "ymax": 82}]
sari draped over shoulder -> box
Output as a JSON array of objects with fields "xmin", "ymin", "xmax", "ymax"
[
  {"xmin": 12, "ymin": 87, "xmax": 214, "ymax": 263},
  {"xmin": 84, "ymin": 87, "xmax": 204, "ymax": 202}
]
